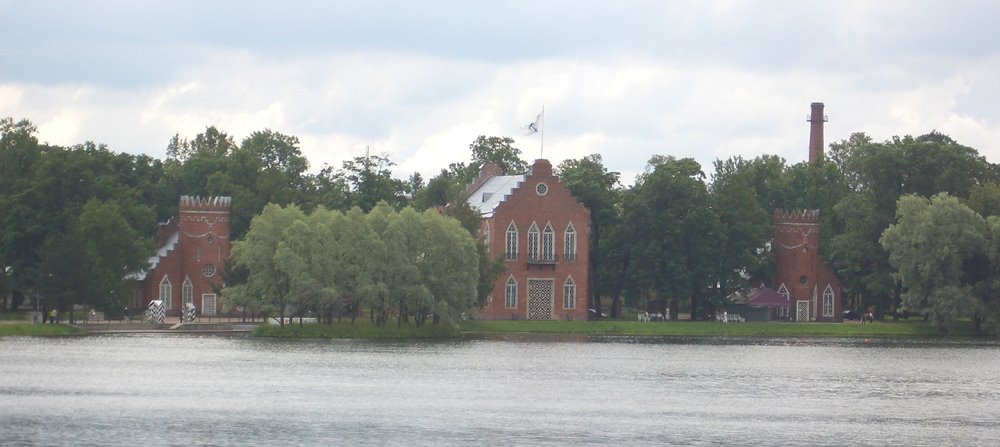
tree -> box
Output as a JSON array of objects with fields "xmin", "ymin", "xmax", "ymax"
[
  {"xmin": 466, "ymin": 135, "xmax": 529, "ymax": 179},
  {"xmin": 623, "ymin": 156, "xmax": 718, "ymax": 319},
  {"xmin": 341, "ymin": 154, "xmax": 406, "ymax": 211},
  {"xmin": 74, "ymin": 199, "xmax": 154, "ymax": 312},
  {"xmin": 979, "ymin": 217, "xmax": 1000, "ymax": 335},
  {"xmin": 828, "ymin": 131, "xmax": 991, "ymax": 318},
  {"xmin": 227, "ymin": 204, "xmax": 306, "ymax": 327},
  {"xmin": 414, "ymin": 209, "xmax": 479, "ymax": 325},
  {"xmin": 880, "ymin": 194, "xmax": 986, "ymax": 333},
  {"xmin": 969, "ymin": 183, "xmax": 1000, "ymax": 218},
  {"xmin": 556, "ymin": 154, "xmax": 622, "ymax": 316},
  {"xmin": 413, "ymin": 169, "xmax": 465, "ymax": 210},
  {"xmin": 36, "ymin": 229, "xmax": 95, "ymax": 321},
  {"xmin": 709, "ymin": 156, "xmax": 772, "ymax": 299}
]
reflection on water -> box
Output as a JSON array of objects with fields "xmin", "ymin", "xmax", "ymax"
[{"xmin": 2, "ymin": 334, "xmax": 999, "ymax": 446}]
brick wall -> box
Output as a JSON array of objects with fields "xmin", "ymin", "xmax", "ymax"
[{"xmin": 476, "ymin": 160, "xmax": 591, "ymax": 320}]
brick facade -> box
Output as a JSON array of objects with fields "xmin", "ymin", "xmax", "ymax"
[
  {"xmin": 773, "ymin": 210, "xmax": 843, "ymax": 322},
  {"xmin": 469, "ymin": 159, "xmax": 590, "ymax": 320},
  {"xmin": 134, "ymin": 196, "xmax": 231, "ymax": 316}
]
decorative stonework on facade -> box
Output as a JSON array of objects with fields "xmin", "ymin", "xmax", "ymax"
[
  {"xmin": 468, "ymin": 159, "xmax": 590, "ymax": 320},
  {"xmin": 769, "ymin": 102, "xmax": 844, "ymax": 322},
  {"xmin": 134, "ymin": 196, "xmax": 232, "ymax": 316},
  {"xmin": 772, "ymin": 210, "xmax": 843, "ymax": 322}
]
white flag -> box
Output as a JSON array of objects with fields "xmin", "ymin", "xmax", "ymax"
[{"xmin": 522, "ymin": 110, "xmax": 544, "ymax": 136}]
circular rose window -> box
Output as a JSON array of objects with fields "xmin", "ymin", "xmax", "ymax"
[
  {"xmin": 203, "ymin": 264, "xmax": 217, "ymax": 278},
  {"xmin": 536, "ymin": 183, "xmax": 548, "ymax": 196}
]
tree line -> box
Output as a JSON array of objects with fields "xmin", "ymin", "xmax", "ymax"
[{"xmin": 3, "ymin": 115, "xmax": 1000, "ymax": 333}]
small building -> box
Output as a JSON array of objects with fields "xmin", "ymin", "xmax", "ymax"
[
  {"xmin": 773, "ymin": 209, "xmax": 843, "ymax": 322},
  {"xmin": 466, "ymin": 159, "xmax": 590, "ymax": 320},
  {"xmin": 745, "ymin": 287, "xmax": 791, "ymax": 321},
  {"xmin": 133, "ymin": 196, "xmax": 232, "ymax": 316}
]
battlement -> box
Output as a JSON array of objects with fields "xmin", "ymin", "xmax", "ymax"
[
  {"xmin": 773, "ymin": 208, "xmax": 820, "ymax": 224},
  {"xmin": 179, "ymin": 195, "xmax": 231, "ymax": 212}
]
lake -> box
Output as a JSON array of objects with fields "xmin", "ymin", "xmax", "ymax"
[{"xmin": 2, "ymin": 334, "xmax": 999, "ymax": 446}]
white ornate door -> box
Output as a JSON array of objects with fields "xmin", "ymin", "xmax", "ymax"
[
  {"xmin": 795, "ymin": 300, "xmax": 810, "ymax": 322},
  {"xmin": 202, "ymin": 294, "xmax": 217, "ymax": 316}
]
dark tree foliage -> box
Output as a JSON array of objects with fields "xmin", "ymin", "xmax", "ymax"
[{"xmin": 6, "ymin": 113, "xmax": 1000, "ymax": 332}]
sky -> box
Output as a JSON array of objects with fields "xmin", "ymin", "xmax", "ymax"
[{"xmin": 2, "ymin": 1, "xmax": 999, "ymax": 185}]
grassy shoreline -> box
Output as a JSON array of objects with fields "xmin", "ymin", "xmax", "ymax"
[
  {"xmin": 254, "ymin": 319, "xmax": 972, "ymax": 339},
  {"xmin": 0, "ymin": 323, "xmax": 86, "ymax": 337},
  {"xmin": 1, "ymin": 319, "xmax": 976, "ymax": 339}
]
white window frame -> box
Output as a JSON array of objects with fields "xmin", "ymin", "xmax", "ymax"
[
  {"xmin": 505, "ymin": 222, "xmax": 518, "ymax": 260},
  {"xmin": 823, "ymin": 285, "xmax": 835, "ymax": 317},
  {"xmin": 505, "ymin": 276, "xmax": 518, "ymax": 309},
  {"xmin": 563, "ymin": 276, "xmax": 576, "ymax": 309},
  {"xmin": 182, "ymin": 276, "xmax": 193, "ymax": 307},
  {"xmin": 564, "ymin": 222, "xmax": 577, "ymax": 261},
  {"xmin": 159, "ymin": 275, "xmax": 172, "ymax": 310},
  {"xmin": 542, "ymin": 223, "xmax": 555, "ymax": 261},
  {"xmin": 527, "ymin": 223, "xmax": 540, "ymax": 261}
]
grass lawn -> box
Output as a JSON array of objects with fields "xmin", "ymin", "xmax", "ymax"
[
  {"xmin": 458, "ymin": 319, "xmax": 974, "ymax": 338},
  {"xmin": 0, "ymin": 323, "xmax": 86, "ymax": 337},
  {"xmin": 253, "ymin": 320, "xmax": 461, "ymax": 339},
  {"xmin": 252, "ymin": 318, "xmax": 973, "ymax": 339}
]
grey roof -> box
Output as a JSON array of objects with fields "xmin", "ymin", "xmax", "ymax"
[
  {"xmin": 127, "ymin": 230, "xmax": 179, "ymax": 281},
  {"xmin": 467, "ymin": 174, "xmax": 525, "ymax": 218}
]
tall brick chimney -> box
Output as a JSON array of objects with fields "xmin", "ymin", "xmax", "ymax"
[{"xmin": 808, "ymin": 102, "xmax": 827, "ymax": 164}]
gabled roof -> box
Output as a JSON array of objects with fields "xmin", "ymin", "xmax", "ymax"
[
  {"xmin": 467, "ymin": 174, "xmax": 525, "ymax": 218},
  {"xmin": 747, "ymin": 287, "xmax": 789, "ymax": 307}
]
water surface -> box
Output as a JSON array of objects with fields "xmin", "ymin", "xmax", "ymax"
[{"xmin": 2, "ymin": 335, "xmax": 998, "ymax": 446}]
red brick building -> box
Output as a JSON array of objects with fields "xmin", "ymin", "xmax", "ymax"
[
  {"xmin": 773, "ymin": 209, "xmax": 843, "ymax": 322},
  {"xmin": 770, "ymin": 102, "xmax": 843, "ymax": 322},
  {"xmin": 467, "ymin": 159, "xmax": 590, "ymax": 320},
  {"xmin": 133, "ymin": 196, "xmax": 232, "ymax": 316}
]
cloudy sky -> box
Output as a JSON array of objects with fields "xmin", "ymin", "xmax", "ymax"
[{"xmin": 2, "ymin": 1, "xmax": 999, "ymax": 184}]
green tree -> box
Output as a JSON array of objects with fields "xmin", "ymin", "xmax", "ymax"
[
  {"xmin": 227, "ymin": 204, "xmax": 306, "ymax": 327},
  {"xmin": 415, "ymin": 208, "xmax": 479, "ymax": 325},
  {"xmin": 623, "ymin": 156, "xmax": 719, "ymax": 319},
  {"xmin": 341, "ymin": 154, "xmax": 406, "ymax": 211},
  {"xmin": 556, "ymin": 154, "xmax": 622, "ymax": 316},
  {"xmin": 969, "ymin": 183, "xmax": 1000, "ymax": 218},
  {"xmin": 709, "ymin": 156, "xmax": 772, "ymax": 299},
  {"xmin": 36, "ymin": 229, "xmax": 95, "ymax": 321},
  {"xmin": 880, "ymin": 193, "xmax": 986, "ymax": 333},
  {"xmin": 457, "ymin": 135, "xmax": 529, "ymax": 182},
  {"xmin": 829, "ymin": 131, "xmax": 991, "ymax": 318},
  {"xmin": 75, "ymin": 200, "xmax": 154, "ymax": 312}
]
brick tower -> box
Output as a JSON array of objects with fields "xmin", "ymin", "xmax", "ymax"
[
  {"xmin": 773, "ymin": 209, "xmax": 842, "ymax": 322},
  {"xmin": 135, "ymin": 196, "xmax": 232, "ymax": 316},
  {"xmin": 808, "ymin": 102, "xmax": 827, "ymax": 164}
]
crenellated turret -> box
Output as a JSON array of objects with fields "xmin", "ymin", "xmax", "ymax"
[
  {"xmin": 773, "ymin": 209, "xmax": 820, "ymax": 224},
  {"xmin": 179, "ymin": 195, "xmax": 232, "ymax": 212}
]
